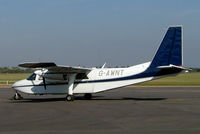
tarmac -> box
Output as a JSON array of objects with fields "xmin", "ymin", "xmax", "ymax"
[{"xmin": 0, "ymin": 86, "xmax": 200, "ymax": 134}]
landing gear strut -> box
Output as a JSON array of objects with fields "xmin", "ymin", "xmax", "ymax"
[
  {"xmin": 66, "ymin": 95, "xmax": 74, "ymax": 101},
  {"xmin": 84, "ymin": 93, "xmax": 92, "ymax": 100},
  {"xmin": 66, "ymin": 74, "xmax": 76, "ymax": 101},
  {"xmin": 13, "ymin": 92, "xmax": 23, "ymax": 100}
]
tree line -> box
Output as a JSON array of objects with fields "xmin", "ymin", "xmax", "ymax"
[
  {"xmin": 0, "ymin": 67, "xmax": 33, "ymax": 73},
  {"xmin": 191, "ymin": 68, "xmax": 200, "ymax": 72}
]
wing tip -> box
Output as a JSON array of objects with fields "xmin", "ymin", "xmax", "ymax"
[{"xmin": 19, "ymin": 62, "xmax": 57, "ymax": 68}]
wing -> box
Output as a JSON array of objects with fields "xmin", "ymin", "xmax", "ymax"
[
  {"xmin": 48, "ymin": 66, "xmax": 91, "ymax": 73},
  {"xmin": 19, "ymin": 62, "xmax": 56, "ymax": 68},
  {"xmin": 19, "ymin": 62, "xmax": 91, "ymax": 73}
]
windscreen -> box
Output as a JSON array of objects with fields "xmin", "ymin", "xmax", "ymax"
[{"xmin": 27, "ymin": 73, "xmax": 36, "ymax": 80}]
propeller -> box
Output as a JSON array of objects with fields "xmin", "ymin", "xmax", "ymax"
[
  {"xmin": 42, "ymin": 76, "xmax": 47, "ymax": 90},
  {"xmin": 41, "ymin": 69, "xmax": 47, "ymax": 90}
]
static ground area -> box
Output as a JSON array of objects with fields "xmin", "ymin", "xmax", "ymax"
[{"xmin": 1, "ymin": 87, "xmax": 200, "ymax": 134}]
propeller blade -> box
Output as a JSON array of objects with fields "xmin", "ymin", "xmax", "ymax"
[{"xmin": 42, "ymin": 77, "xmax": 47, "ymax": 90}]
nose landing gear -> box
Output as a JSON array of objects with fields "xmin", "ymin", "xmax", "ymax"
[{"xmin": 13, "ymin": 92, "xmax": 23, "ymax": 100}]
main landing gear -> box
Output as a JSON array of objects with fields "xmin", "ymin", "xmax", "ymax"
[
  {"xmin": 65, "ymin": 93, "xmax": 92, "ymax": 101},
  {"xmin": 65, "ymin": 74, "xmax": 76, "ymax": 101},
  {"xmin": 13, "ymin": 92, "xmax": 23, "ymax": 100},
  {"xmin": 66, "ymin": 95, "xmax": 74, "ymax": 101},
  {"xmin": 66, "ymin": 72, "xmax": 92, "ymax": 102}
]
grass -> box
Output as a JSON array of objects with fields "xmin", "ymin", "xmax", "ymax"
[
  {"xmin": 136, "ymin": 72, "xmax": 200, "ymax": 86},
  {"xmin": 0, "ymin": 72, "xmax": 199, "ymax": 86},
  {"xmin": 0, "ymin": 73, "xmax": 30, "ymax": 84}
]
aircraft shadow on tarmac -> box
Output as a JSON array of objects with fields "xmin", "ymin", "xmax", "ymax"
[{"xmin": 8, "ymin": 96, "xmax": 167, "ymax": 103}]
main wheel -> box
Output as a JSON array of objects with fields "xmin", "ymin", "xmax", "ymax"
[
  {"xmin": 84, "ymin": 93, "xmax": 92, "ymax": 100},
  {"xmin": 66, "ymin": 95, "xmax": 74, "ymax": 101}
]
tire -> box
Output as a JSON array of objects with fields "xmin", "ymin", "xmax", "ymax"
[
  {"xmin": 13, "ymin": 95, "xmax": 18, "ymax": 100},
  {"xmin": 13, "ymin": 93, "xmax": 23, "ymax": 100},
  {"xmin": 66, "ymin": 95, "xmax": 74, "ymax": 101},
  {"xmin": 84, "ymin": 93, "xmax": 92, "ymax": 100}
]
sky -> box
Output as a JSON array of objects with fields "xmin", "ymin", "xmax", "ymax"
[{"xmin": 0, "ymin": 0, "xmax": 200, "ymax": 68}]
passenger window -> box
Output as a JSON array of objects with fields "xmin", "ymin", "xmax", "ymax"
[{"xmin": 27, "ymin": 73, "xmax": 36, "ymax": 81}]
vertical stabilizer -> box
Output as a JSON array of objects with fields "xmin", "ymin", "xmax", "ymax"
[{"xmin": 150, "ymin": 26, "xmax": 183, "ymax": 68}]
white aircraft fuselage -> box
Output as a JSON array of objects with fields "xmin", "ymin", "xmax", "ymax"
[{"xmin": 13, "ymin": 62, "xmax": 154, "ymax": 94}]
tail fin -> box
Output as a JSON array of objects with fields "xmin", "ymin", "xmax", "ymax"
[{"xmin": 150, "ymin": 26, "xmax": 183, "ymax": 68}]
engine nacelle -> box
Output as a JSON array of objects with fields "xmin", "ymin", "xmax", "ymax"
[{"xmin": 43, "ymin": 73, "xmax": 67, "ymax": 81}]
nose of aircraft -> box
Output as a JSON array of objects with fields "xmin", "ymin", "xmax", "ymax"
[
  {"xmin": 12, "ymin": 79, "xmax": 33, "ymax": 94},
  {"xmin": 12, "ymin": 80, "xmax": 25, "ymax": 89},
  {"xmin": 12, "ymin": 81, "xmax": 20, "ymax": 89},
  {"xmin": 12, "ymin": 81, "xmax": 22, "ymax": 94},
  {"xmin": 12, "ymin": 79, "xmax": 27, "ymax": 93}
]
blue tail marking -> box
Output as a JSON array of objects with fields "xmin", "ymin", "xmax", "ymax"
[{"xmin": 150, "ymin": 26, "xmax": 182, "ymax": 68}]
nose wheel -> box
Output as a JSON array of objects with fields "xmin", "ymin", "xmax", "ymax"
[{"xmin": 13, "ymin": 92, "xmax": 23, "ymax": 100}]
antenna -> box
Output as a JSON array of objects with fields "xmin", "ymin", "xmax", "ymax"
[{"xmin": 101, "ymin": 62, "xmax": 106, "ymax": 68}]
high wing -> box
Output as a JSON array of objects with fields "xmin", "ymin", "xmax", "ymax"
[
  {"xmin": 19, "ymin": 62, "xmax": 57, "ymax": 68},
  {"xmin": 19, "ymin": 62, "xmax": 91, "ymax": 73},
  {"xmin": 48, "ymin": 66, "xmax": 91, "ymax": 73}
]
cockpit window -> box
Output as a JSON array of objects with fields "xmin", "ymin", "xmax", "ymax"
[{"xmin": 27, "ymin": 73, "xmax": 36, "ymax": 81}]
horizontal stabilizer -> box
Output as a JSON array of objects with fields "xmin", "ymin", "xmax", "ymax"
[
  {"xmin": 154, "ymin": 64, "xmax": 187, "ymax": 76},
  {"xmin": 157, "ymin": 64, "xmax": 188, "ymax": 70}
]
